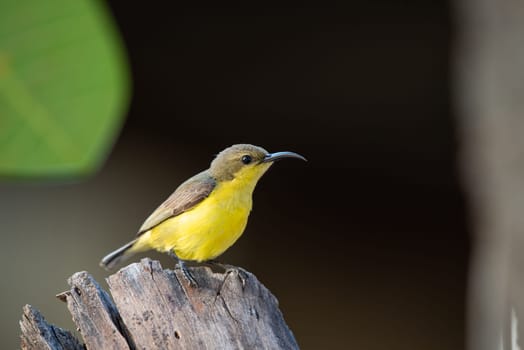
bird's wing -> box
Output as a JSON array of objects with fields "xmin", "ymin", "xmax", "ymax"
[{"xmin": 137, "ymin": 171, "xmax": 216, "ymax": 235}]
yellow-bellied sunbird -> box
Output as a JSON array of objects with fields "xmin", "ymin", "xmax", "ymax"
[{"xmin": 100, "ymin": 144, "xmax": 306, "ymax": 285}]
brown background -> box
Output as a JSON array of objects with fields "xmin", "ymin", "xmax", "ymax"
[{"xmin": 0, "ymin": 1, "xmax": 468, "ymax": 349}]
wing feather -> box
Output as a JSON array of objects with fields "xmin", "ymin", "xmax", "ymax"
[{"xmin": 137, "ymin": 171, "xmax": 216, "ymax": 235}]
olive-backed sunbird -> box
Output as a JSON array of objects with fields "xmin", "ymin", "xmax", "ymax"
[{"xmin": 100, "ymin": 144, "xmax": 306, "ymax": 284}]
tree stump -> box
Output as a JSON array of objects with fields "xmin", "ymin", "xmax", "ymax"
[{"xmin": 20, "ymin": 258, "xmax": 299, "ymax": 349}]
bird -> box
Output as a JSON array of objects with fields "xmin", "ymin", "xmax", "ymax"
[{"xmin": 100, "ymin": 144, "xmax": 306, "ymax": 286}]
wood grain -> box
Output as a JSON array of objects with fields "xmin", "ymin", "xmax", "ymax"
[
  {"xmin": 20, "ymin": 304, "xmax": 83, "ymax": 350},
  {"xmin": 20, "ymin": 259, "xmax": 298, "ymax": 349}
]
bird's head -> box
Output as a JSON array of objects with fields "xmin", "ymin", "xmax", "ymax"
[{"xmin": 209, "ymin": 144, "xmax": 306, "ymax": 183}]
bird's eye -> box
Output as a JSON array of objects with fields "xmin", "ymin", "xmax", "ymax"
[{"xmin": 241, "ymin": 155, "xmax": 252, "ymax": 164}]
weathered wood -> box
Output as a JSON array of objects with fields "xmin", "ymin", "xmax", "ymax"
[
  {"xmin": 20, "ymin": 304, "xmax": 84, "ymax": 350},
  {"xmin": 62, "ymin": 271, "xmax": 131, "ymax": 349},
  {"xmin": 107, "ymin": 259, "xmax": 298, "ymax": 349},
  {"xmin": 20, "ymin": 259, "xmax": 298, "ymax": 350}
]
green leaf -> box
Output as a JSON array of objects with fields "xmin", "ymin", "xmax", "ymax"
[{"xmin": 0, "ymin": 0, "xmax": 130, "ymax": 178}]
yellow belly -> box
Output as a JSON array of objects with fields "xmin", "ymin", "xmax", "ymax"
[{"xmin": 140, "ymin": 179, "xmax": 253, "ymax": 262}]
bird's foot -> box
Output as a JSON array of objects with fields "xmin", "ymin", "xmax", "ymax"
[
  {"xmin": 168, "ymin": 251, "xmax": 198, "ymax": 287},
  {"xmin": 207, "ymin": 260, "xmax": 248, "ymax": 289},
  {"xmin": 179, "ymin": 263, "xmax": 198, "ymax": 287}
]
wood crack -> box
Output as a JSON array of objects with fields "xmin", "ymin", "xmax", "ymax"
[{"xmin": 20, "ymin": 258, "xmax": 299, "ymax": 350}]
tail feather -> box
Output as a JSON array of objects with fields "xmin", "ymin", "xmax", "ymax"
[{"xmin": 100, "ymin": 239, "xmax": 138, "ymax": 270}]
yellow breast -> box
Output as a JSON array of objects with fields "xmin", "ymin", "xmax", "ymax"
[{"xmin": 146, "ymin": 177, "xmax": 255, "ymax": 262}]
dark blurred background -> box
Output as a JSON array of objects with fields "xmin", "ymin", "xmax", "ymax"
[{"xmin": 1, "ymin": 1, "xmax": 469, "ymax": 349}]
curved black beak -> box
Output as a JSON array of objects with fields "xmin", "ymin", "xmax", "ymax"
[{"xmin": 261, "ymin": 151, "xmax": 307, "ymax": 163}]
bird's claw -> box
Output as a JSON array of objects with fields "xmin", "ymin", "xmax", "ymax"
[
  {"xmin": 169, "ymin": 251, "xmax": 198, "ymax": 287},
  {"xmin": 225, "ymin": 266, "xmax": 248, "ymax": 289},
  {"xmin": 181, "ymin": 266, "xmax": 198, "ymax": 287}
]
